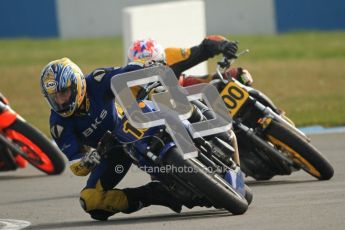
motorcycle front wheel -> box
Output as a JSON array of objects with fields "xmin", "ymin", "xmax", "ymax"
[
  {"xmin": 265, "ymin": 120, "xmax": 334, "ymax": 180},
  {"xmin": 163, "ymin": 148, "xmax": 249, "ymax": 215},
  {"xmin": 4, "ymin": 119, "xmax": 65, "ymax": 175}
]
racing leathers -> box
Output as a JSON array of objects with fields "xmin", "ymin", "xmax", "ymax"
[{"xmin": 49, "ymin": 35, "xmax": 239, "ymax": 221}]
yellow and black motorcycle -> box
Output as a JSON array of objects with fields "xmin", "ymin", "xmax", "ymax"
[{"xmin": 209, "ymin": 51, "xmax": 334, "ymax": 181}]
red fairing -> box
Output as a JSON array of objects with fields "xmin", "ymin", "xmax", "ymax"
[
  {"xmin": 227, "ymin": 68, "xmax": 239, "ymax": 79},
  {"xmin": 14, "ymin": 155, "xmax": 28, "ymax": 168},
  {"xmin": 0, "ymin": 109, "xmax": 17, "ymax": 129},
  {"xmin": 178, "ymin": 75, "xmax": 205, "ymax": 87}
]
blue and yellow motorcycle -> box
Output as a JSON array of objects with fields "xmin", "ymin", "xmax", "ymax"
[{"xmin": 101, "ymin": 69, "xmax": 252, "ymax": 215}]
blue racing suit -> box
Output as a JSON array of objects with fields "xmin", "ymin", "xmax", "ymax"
[{"xmin": 50, "ymin": 64, "xmax": 148, "ymax": 220}]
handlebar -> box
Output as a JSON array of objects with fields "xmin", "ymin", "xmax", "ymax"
[{"xmin": 216, "ymin": 49, "xmax": 250, "ymax": 83}]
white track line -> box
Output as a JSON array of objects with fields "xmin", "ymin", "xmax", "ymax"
[{"xmin": 0, "ymin": 219, "xmax": 31, "ymax": 230}]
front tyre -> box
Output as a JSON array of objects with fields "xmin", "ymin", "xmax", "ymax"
[
  {"xmin": 244, "ymin": 184, "xmax": 253, "ymax": 205},
  {"xmin": 164, "ymin": 148, "xmax": 248, "ymax": 215},
  {"xmin": 265, "ymin": 120, "xmax": 334, "ymax": 180},
  {"xmin": 4, "ymin": 119, "xmax": 65, "ymax": 175}
]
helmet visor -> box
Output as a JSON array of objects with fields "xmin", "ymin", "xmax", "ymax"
[{"xmin": 46, "ymin": 85, "xmax": 78, "ymax": 114}]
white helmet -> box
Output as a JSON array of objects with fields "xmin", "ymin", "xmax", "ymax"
[{"xmin": 127, "ymin": 38, "xmax": 166, "ymax": 66}]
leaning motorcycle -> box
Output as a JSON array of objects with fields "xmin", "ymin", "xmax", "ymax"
[
  {"xmin": 108, "ymin": 67, "xmax": 252, "ymax": 215},
  {"xmin": 0, "ymin": 93, "xmax": 65, "ymax": 175},
  {"xmin": 210, "ymin": 51, "xmax": 334, "ymax": 181}
]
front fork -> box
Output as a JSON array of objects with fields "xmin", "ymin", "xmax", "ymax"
[
  {"xmin": 228, "ymin": 129, "xmax": 240, "ymax": 165},
  {"xmin": 253, "ymin": 101, "xmax": 310, "ymax": 142},
  {"xmin": 0, "ymin": 142, "xmax": 18, "ymax": 171},
  {"xmin": 235, "ymin": 120, "xmax": 294, "ymax": 174}
]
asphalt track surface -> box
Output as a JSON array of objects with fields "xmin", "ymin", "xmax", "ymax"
[{"xmin": 1, "ymin": 132, "xmax": 344, "ymax": 230}]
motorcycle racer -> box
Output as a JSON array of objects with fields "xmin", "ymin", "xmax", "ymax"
[
  {"xmin": 39, "ymin": 36, "xmax": 239, "ymax": 221},
  {"xmin": 127, "ymin": 35, "xmax": 253, "ymax": 96}
]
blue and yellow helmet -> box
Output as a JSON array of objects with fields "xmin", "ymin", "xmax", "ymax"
[{"xmin": 40, "ymin": 57, "xmax": 86, "ymax": 117}]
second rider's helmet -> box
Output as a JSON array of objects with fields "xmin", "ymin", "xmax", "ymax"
[{"xmin": 127, "ymin": 38, "xmax": 166, "ymax": 67}]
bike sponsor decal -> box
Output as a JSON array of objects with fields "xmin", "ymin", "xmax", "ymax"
[
  {"xmin": 82, "ymin": 109, "xmax": 108, "ymax": 137},
  {"xmin": 44, "ymin": 81, "xmax": 58, "ymax": 92},
  {"xmin": 42, "ymin": 67, "xmax": 58, "ymax": 94}
]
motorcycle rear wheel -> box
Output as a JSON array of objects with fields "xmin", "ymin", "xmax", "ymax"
[
  {"xmin": 265, "ymin": 120, "xmax": 334, "ymax": 180},
  {"xmin": 163, "ymin": 148, "xmax": 248, "ymax": 215},
  {"xmin": 4, "ymin": 119, "xmax": 65, "ymax": 175}
]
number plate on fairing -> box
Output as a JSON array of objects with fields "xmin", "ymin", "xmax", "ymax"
[{"xmin": 220, "ymin": 82, "xmax": 249, "ymax": 117}]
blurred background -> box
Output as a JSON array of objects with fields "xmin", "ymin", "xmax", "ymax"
[{"xmin": 0, "ymin": 0, "xmax": 344, "ymax": 136}]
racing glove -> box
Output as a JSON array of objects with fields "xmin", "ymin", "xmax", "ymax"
[
  {"xmin": 147, "ymin": 85, "xmax": 166, "ymax": 100},
  {"xmin": 70, "ymin": 150, "xmax": 101, "ymax": 176},
  {"xmin": 80, "ymin": 150, "xmax": 101, "ymax": 168},
  {"xmin": 218, "ymin": 40, "xmax": 238, "ymax": 59},
  {"xmin": 203, "ymin": 35, "xmax": 238, "ymax": 59}
]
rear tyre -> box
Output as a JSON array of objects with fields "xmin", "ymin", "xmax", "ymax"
[
  {"xmin": 265, "ymin": 120, "xmax": 334, "ymax": 180},
  {"xmin": 5, "ymin": 119, "xmax": 65, "ymax": 175},
  {"xmin": 164, "ymin": 148, "xmax": 248, "ymax": 215}
]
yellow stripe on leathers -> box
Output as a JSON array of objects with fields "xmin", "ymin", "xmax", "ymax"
[{"xmin": 165, "ymin": 48, "xmax": 191, "ymax": 66}]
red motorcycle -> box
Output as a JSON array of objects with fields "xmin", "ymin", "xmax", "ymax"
[{"xmin": 0, "ymin": 93, "xmax": 65, "ymax": 175}]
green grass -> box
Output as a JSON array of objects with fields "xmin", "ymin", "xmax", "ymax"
[{"xmin": 0, "ymin": 32, "xmax": 344, "ymax": 136}]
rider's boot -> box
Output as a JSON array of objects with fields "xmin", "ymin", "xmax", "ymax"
[
  {"xmin": 81, "ymin": 182, "xmax": 182, "ymax": 221},
  {"xmin": 123, "ymin": 181, "xmax": 182, "ymax": 214}
]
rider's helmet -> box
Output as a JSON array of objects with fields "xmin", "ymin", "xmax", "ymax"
[
  {"xmin": 127, "ymin": 38, "xmax": 166, "ymax": 67},
  {"xmin": 40, "ymin": 57, "xmax": 86, "ymax": 117}
]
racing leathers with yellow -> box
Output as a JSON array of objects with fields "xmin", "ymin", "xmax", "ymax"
[{"xmin": 40, "ymin": 35, "xmax": 239, "ymax": 221}]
